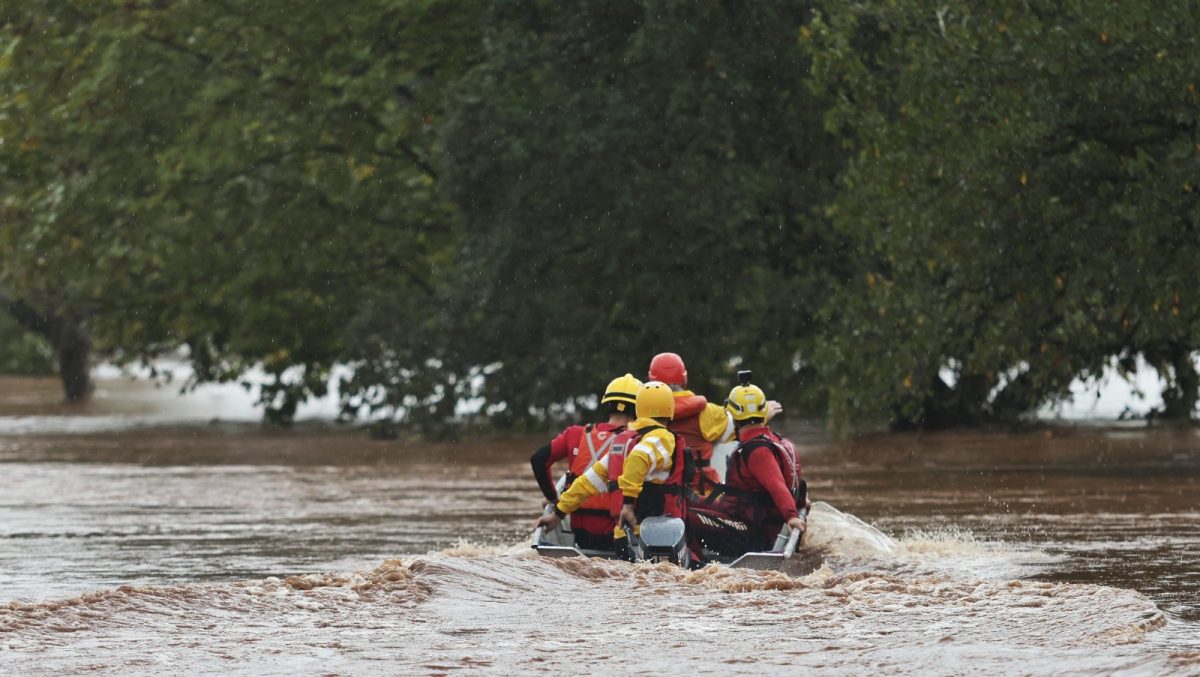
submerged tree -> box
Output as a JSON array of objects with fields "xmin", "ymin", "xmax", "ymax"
[{"xmin": 807, "ymin": 1, "xmax": 1200, "ymax": 427}]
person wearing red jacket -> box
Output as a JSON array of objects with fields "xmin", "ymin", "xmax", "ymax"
[
  {"xmin": 648, "ymin": 352, "xmax": 781, "ymax": 496},
  {"xmin": 691, "ymin": 374, "xmax": 806, "ymax": 557},
  {"xmin": 529, "ymin": 373, "xmax": 641, "ymax": 550}
]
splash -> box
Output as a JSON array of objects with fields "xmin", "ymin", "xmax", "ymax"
[
  {"xmin": 431, "ymin": 538, "xmax": 536, "ymax": 559},
  {"xmin": 801, "ymin": 502, "xmax": 1058, "ymax": 581},
  {"xmin": 2, "ymin": 559, "xmax": 433, "ymax": 637},
  {"xmin": 275, "ymin": 558, "xmax": 433, "ymax": 600},
  {"xmin": 804, "ymin": 501, "xmax": 900, "ymax": 557},
  {"xmin": 445, "ymin": 501, "xmax": 1062, "ymax": 586},
  {"xmin": 0, "ymin": 554, "xmax": 1180, "ymax": 676},
  {"xmin": 899, "ymin": 525, "xmax": 985, "ymax": 554}
]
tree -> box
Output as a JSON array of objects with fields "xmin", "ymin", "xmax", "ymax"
[
  {"xmin": 1, "ymin": 1, "xmax": 483, "ymax": 416},
  {"xmin": 806, "ymin": 1, "xmax": 1200, "ymax": 427},
  {"xmin": 433, "ymin": 0, "xmax": 843, "ymax": 425}
]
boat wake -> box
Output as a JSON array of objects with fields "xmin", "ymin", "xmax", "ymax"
[
  {"xmin": 803, "ymin": 501, "xmax": 1062, "ymax": 581},
  {"xmin": 2, "ymin": 503, "xmax": 1193, "ymax": 675}
]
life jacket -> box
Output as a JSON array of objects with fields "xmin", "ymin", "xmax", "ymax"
[
  {"xmin": 605, "ymin": 425, "xmax": 688, "ymax": 523},
  {"xmin": 724, "ymin": 432, "xmax": 805, "ymax": 512},
  {"xmin": 669, "ymin": 394, "xmax": 720, "ymax": 495},
  {"xmin": 563, "ymin": 424, "xmax": 619, "ymax": 525}
]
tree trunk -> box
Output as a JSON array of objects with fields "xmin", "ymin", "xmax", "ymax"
[
  {"xmin": 989, "ymin": 370, "xmax": 1035, "ymax": 422},
  {"xmin": 57, "ymin": 325, "xmax": 93, "ymax": 402},
  {"xmin": 1, "ymin": 293, "xmax": 93, "ymax": 403},
  {"xmin": 910, "ymin": 373, "xmax": 990, "ymax": 429},
  {"xmin": 1158, "ymin": 347, "xmax": 1198, "ymax": 421}
]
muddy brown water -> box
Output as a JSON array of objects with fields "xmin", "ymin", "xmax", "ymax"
[{"xmin": 1, "ymin": 376, "xmax": 1199, "ymax": 674}]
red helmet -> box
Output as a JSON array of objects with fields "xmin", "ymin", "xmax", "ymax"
[{"xmin": 649, "ymin": 352, "xmax": 687, "ymax": 387}]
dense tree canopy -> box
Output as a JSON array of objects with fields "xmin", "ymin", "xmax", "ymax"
[
  {"xmin": 1, "ymin": 0, "xmax": 482, "ymax": 418},
  {"xmin": 433, "ymin": 0, "xmax": 843, "ymax": 423},
  {"xmin": 805, "ymin": 1, "xmax": 1200, "ymax": 426},
  {"xmin": 2, "ymin": 1, "xmax": 1197, "ymax": 429}
]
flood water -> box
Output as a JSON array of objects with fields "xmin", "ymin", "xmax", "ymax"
[{"xmin": 2, "ymin": 376, "xmax": 1199, "ymax": 674}]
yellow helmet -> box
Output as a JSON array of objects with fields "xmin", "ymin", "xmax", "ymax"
[
  {"xmin": 726, "ymin": 383, "xmax": 768, "ymax": 421},
  {"xmin": 601, "ymin": 373, "xmax": 642, "ymax": 413},
  {"xmin": 636, "ymin": 381, "xmax": 675, "ymax": 420}
]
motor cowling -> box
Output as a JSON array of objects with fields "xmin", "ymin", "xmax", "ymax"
[{"xmin": 637, "ymin": 516, "xmax": 689, "ymax": 566}]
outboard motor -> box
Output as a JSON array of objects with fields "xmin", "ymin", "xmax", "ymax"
[{"xmin": 636, "ymin": 516, "xmax": 690, "ymax": 567}]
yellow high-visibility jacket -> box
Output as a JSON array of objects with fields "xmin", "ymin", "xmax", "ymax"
[
  {"xmin": 554, "ymin": 418, "xmax": 676, "ymax": 537},
  {"xmin": 699, "ymin": 401, "xmax": 736, "ymax": 443},
  {"xmin": 673, "ymin": 390, "xmax": 736, "ymax": 444}
]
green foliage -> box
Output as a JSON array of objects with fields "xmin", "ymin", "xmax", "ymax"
[
  {"xmin": 0, "ymin": 312, "xmax": 54, "ymax": 375},
  {"xmin": 1, "ymin": 0, "xmax": 483, "ymax": 419},
  {"xmin": 3, "ymin": 0, "xmax": 1197, "ymax": 429},
  {"xmin": 434, "ymin": 0, "xmax": 842, "ymax": 425},
  {"xmin": 806, "ymin": 1, "xmax": 1200, "ymax": 426}
]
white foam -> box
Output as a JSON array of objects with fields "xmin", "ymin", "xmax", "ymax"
[
  {"xmin": 805, "ymin": 502, "xmax": 1060, "ymax": 580},
  {"xmin": 805, "ymin": 502, "xmax": 900, "ymax": 557}
]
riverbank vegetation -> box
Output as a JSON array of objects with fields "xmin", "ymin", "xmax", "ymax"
[{"xmin": 2, "ymin": 1, "xmax": 1197, "ymax": 430}]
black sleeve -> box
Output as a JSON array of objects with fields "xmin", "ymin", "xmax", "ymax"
[{"xmin": 530, "ymin": 443, "xmax": 558, "ymax": 503}]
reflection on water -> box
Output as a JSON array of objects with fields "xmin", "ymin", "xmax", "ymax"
[{"xmin": 2, "ymin": 376, "xmax": 1200, "ymax": 674}]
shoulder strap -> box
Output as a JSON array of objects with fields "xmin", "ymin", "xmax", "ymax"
[
  {"xmin": 583, "ymin": 426, "xmax": 618, "ymax": 466},
  {"xmin": 731, "ymin": 435, "xmax": 777, "ymax": 480}
]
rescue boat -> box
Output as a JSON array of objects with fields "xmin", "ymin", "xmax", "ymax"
[{"xmin": 531, "ymin": 442, "xmax": 820, "ymax": 573}]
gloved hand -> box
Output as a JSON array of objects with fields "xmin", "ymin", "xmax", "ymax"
[{"xmin": 534, "ymin": 512, "xmax": 562, "ymax": 530}]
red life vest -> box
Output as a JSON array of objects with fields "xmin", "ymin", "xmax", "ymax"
[
  {"xmin": 605, "ymin": 425, "xmax": 688, "ymax": 523},
  {"xmin": 563, "ymin": 424, "xmax": 619, "ymax": 535},
  {"xmin": 669, "ymin": 394, "xmax": 719, "ymax": 494},
  {"xmin": 726, "ymin": 431, "xmax": 804, "ymax": 510}
]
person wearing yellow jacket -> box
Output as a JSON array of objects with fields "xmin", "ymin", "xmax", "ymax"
[
  {"xmin": 648, "ymin": 352, "xmax": 781, "ymax": 494},
  {"xmin": 534, "ymin": 381, "xmax": 684, "ymax": 546}
]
